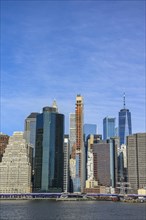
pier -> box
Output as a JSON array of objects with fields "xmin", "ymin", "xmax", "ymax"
[{"xmin": 0, "ymin": 193, "xmax": 146, "ymax": 202}]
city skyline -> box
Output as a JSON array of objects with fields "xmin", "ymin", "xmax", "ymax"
[{"xmin": 1, "ymin": 1, "xmax": 145, "ymax": 136}]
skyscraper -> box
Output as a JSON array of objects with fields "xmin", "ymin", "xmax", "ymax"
[
  {"xmin": 85, "ymin": 136, "xmax": 118, "ymax": 193},
  {"xmin": 85, "ymin": 134, "xmax": 102, "ymax": 181},
  {"xmin": 34, "ymin": 103, "xmax": 64, "ymax": 192},
  {"xmin": 63, "ymin": 136, "xmax": 70, "ymax": 193},
  {"xmin": 74, "ymin": 94, "xmax": 85, "ymax": 192},
  {"xmin": 127, "ymin": 133, "xmax": 146, "ymax": 192},
  {"xmin": 24, "ymin": 112, "xmax": 39, "ymax": 189},
  {"xmin": 118, "ymin": 93, "xmax": 132, "ymax": 146},
  {"xmin": 108, "ymin": 138, "xmax": 119, "ymax": 189},
  {"xmin": 103, "ymin": 117, "xmax": 116, "ymax": 140},
  {"xmin": 86, "ymin": 135, "xmax": 102, "ymax": 181},
  {"xmin": 24, "ymin": 112, "xmax": 39, "ymax": 150},
  {"xmin": 117, "ymin": 144, "xmax": 127, "ymax": 182},
  {"xmin": 93, "ymin": 142, "xmax": 111, "ymax": 187},
  {"xmin": 0, "ymin": 132, "xmax": 32, "ymax": 193},
  {"xmin": 69, "ymin": 113, "xmax": 76, "ymax": 154},
  {"xmin": 24, "ymin": 112, "xmax": 39, "ymax": 161}
]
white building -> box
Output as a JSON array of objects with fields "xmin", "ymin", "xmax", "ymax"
[
  {"xmin": 69, "ymin": 158, "xmax": 76, "ymax": 179},
  {"xmin": 63, "ymin": 137, "xmax": 70, "ymax": 193},
  {"xmin": 0, "ymin": 132, "xmax": 32, "ymax": 193},
  {"xmin": 121, "ymin": 144, "xmax": 127, "ymax": 169},
  {"xmin": 87, "ymin": 150, "xmax": 94, "ymax": 180},
  {"xmin": 87, "ymin": 135, "xmax": 94, "ymax": 181}
]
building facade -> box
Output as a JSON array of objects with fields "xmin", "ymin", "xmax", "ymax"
[
  {"xmin": 24, "ymin": 112, "xmax": 39, "ymax": 189},
  {"xmin": 0, "ymin": 133, "xmax": 9, "ymax": 162},
  {"xmin": 24, "ymin": 112, "xmax": 39, "ymax": 157},
  {"xmin": 0, "ymin": 132, "xmax": 32, "ymax": 193},
  {"xmin": 108, "ymin": 138, "xmax": 119, "ymax": 189},
  {"xmin": 93, "ymin": 142, "xmax": 111, "ymax": 187},
  {"xmin": 103, "ymin": 117, "xmax": 116, "ymax": 140},
  {"xmin": 63, "ymin": 136, "xmax": 70, "ymax": 193},
  {"xmin": 118, "ymin": 94, "xmax": 132, "ymax": 146},
  {"xmin": 73, "ymin": 94, "xmax": 85, "ymax": 192},
  {"xmin": 127, "ymin": 133, "xmax": 146, "ymax": 192},
  {"xmin": 85, "ymin": 134, "xmax": 102, "ymax": 181},
  {"xmin": 34, "ymin": 105, "xmax": 64, "ymax": 192},
  {"xmin": 86, "ymin": 135, "xmax": 95, "ymax": 182},
  {"xmin": 69, "ymin": 113, "xmax": 76, "ymax": 155}
]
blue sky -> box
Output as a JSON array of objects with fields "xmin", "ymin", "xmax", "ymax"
[{"xmin": 1, "ymin": 0, "xmax": 145, "ymax": 136}]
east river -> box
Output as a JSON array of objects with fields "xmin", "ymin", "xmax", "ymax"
[{"xmin": 0, "ymin": 200, "xmax": 146, "ymax": 220}]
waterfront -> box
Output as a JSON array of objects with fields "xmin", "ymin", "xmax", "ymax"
[{"xmin": 0, "ymin": 200, "xmax": 146, "ymax": 220}]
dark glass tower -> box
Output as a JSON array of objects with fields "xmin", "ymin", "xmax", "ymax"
[
  {"xmin": 118, "ymin": 94, "xmax": 132, "ymax": 146},
  {"xmin": 34, "ymin": 105, "xmax": 64, "ymax": 192}
]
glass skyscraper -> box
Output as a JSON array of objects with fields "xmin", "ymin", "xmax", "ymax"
[
  {"xmin": 24, "ymin": 112, "xmax": 39, "ymax": 157},
  {"xmin": 118, "ymin": 95, "xmax": 132, "ymax": 146},
  {"xmin": 34, "ymin": 105, "xmax": 64, "ymax": 192},
  {"xmin": 103, "ymin": 117, "xmax": 116, "ymax": 140}
]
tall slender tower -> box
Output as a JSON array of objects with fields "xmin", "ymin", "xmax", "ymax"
[
  {"xmin": 75, "ymin": 94, "xmax": 85, "ymax": 192},
  {"xmin": 63, "ymin": 136, "xmax": 70, "ymax": 193},
  {"xmin": 118, "ymin": 93, "xmax": 132, "ymax": 146}
]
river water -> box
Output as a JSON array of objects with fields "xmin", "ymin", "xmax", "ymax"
[{"xmin": 0, "ymin": 200, "xmax": 146, "ymax": 220}]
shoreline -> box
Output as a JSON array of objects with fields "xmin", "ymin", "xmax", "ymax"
[{"xmin": 1, "ymin": 197, "xmax": 145, "ymax": 203}]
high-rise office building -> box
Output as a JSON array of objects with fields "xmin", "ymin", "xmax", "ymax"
[
  {"xmin": 75, "ymin": 94, "xmax": 85, "ymax": 192},
  {"xmin": 103, "ymin": 117, "xmax": 116, "ymax": 140},
  {"xmin": 24, "ymin": 113, "xmax": 39, "ymax": 169},
  {"xmin": 69, "ymin": 113, "xmax": 76, "ymax": 154},
  {"xmin": 69, "ymin": 156, "xmax": 76, "ymax": 193},
  {"xmin": 85, "ymin": 134, "xmax": 102, "ymax": 180},
  {"xmin": 127, "ymin": 133, "xmax": 146, "ymax": 192},
  {"xmin": 117, "ymin": 144, "xmax": 127, "ymax": 182},
  {"xmin": 34, "ymin": 103, "xmax": 64, "ymax": 192},
  {"xmin": 24, "ymin": 112, "xmax": 39, "ymax": 189},
  {"xmin": 24, "ymin": 112, "xmax": 39, "ymax": 156},
  {"xmin": 108, "ymin": 138, "xmax": 119, "ymax": 189},
  {"xmin": 84, "ymin": 136, "xmax": 118, "ymax": 193},
  {"xmin": 0, "ymin": 133, "xmax": 9, "ymax": 162},
  {"xmin": 86, "ymin": 135, "xmax": 96, "ymax": 181},
  {"xmin": 0, "ymin": 132, "xmax": 32, "ymax": 193},
  {"xmin": 63, "ymin": 136, "xmax": 70, "ymax": 193},
  {"xmin": 118, "ymin": 94, "xmax": 132, "ymax": 146},
  {"xmin": 85, "ymin": 135, "xmax": 99, "ymax": 192},
  {"xmin": 93, "ymin": 142, "xmax": 111, "ymax": 186}
]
